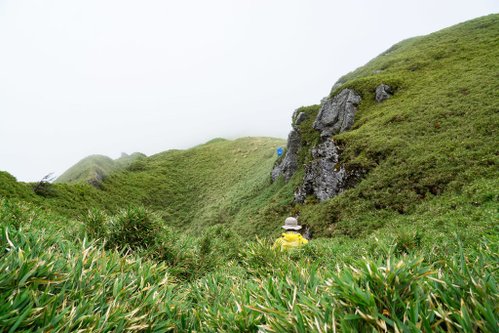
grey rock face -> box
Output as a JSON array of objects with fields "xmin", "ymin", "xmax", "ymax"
[
  {"xmin": 271, "ymin": 129, "xmax": 301, "ymax": 182},
  {"xmin": 295, "ymin": 88, "xmax": 363, "ymax": 202},
  {"xmin": 272, "ymin": 88, "xmax": 365, "ymax": 202},
  {"xmin": 313, "ymin": 89, "xmax": 361, "ymax": 138},
  {"xmin": 375, "ymin": 84, "xmax": 393, "ymax": 102},
  {"xmin": 294, "ymin": 140, "xmax": 346, "ymax": 203}
]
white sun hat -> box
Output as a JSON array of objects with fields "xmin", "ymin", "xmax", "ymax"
[{"xmin": 282, "ymin": 217, "xmax": 302, "ymax": 230}]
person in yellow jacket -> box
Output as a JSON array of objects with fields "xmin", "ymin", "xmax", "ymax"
[{"xmin": 272, "ymin": 217, "xmax": 309, "ymax": 251}]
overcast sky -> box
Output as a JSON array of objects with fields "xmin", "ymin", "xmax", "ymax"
[{"xmin": 1, "ymin": 0, "xmax": 497, "ymax": 181}]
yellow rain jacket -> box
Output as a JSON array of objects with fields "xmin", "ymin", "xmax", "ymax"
[{"xmin": 272, "ymin": 232, "xmax": 308, "ymax": 251}]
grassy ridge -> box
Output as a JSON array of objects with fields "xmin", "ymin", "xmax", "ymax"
[
  {"xmin": 98, "ymin": 137, "xmax": 286, "ymax": 232},
  {"xmin": 0, "ymin": 137, "xmax": 286, "ymax": 228}
]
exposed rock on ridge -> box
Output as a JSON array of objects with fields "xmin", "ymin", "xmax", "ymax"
[
  {"xmin": 313, "ymin": 89, "xmax": 361, "ymax": 138},
  {"xmin": 271, "ymin": 108, "xmax": 311, "ymax": 182},
  {"xmin": 294, "ymin": 140, "xmax": 346, "ymax": 202},
  {"xmin": 271, "ymin": 88, "xmax": 363, "ymax": 202}
]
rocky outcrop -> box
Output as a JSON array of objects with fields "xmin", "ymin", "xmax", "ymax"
[
  {"xmin": 271, "ymin": 108, "xmax": 314, "ymax": 181},
  {"xmin": 313, "ymin": 89, "xmax": 361, "ymax": 138},
  {"xmin": 271, "ymin": 129, "xmax": 301, "ymax": 182},
  {"xmin": 296, "ymin": 88, "xmax": 362, "ymax": 202},
  {"xmin": 273, "ymin": 88, "xmax": 366, "ymax": 202},
  {"xmin": 294, "ymin": 140, "xmax": 346, "ymax": 202},
  {"xmin": 375, "ymin": 84, "xmax": 393, "ymax": 102}
]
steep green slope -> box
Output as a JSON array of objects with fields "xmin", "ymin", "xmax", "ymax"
[
  {"xmin": 55, "ymin": 152, "xmax": 146, "ymax": 185},
  {"xmin": 2, "ymin": 138, "xmax": 287, "ymax": 227},
  {"xmin": 277, "ymin": 14, "xmax": 499, "ymax": 236},
  {"xmin": 13, "ymin": 137, "xmax": 284, "ymax": 227}
]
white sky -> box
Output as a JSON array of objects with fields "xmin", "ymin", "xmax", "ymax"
[{"xmin": 1, "ymin": 0, "xmax": 497, "ymax": 181}]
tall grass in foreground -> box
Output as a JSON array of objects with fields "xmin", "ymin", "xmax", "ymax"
[{"xmin": 1, "ymin": 201, "xmax": 497, "ymax": 332}]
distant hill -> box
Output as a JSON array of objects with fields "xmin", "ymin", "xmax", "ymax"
[{"xmin": 55, "ymin": 152, "xmax": 146, "ymax": 186}]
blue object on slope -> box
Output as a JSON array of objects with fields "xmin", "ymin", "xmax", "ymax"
[{"xmin": 277, "ymin": 147, "xmax": 283, "ymax": 157}]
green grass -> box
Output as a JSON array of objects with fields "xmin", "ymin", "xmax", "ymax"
[
  {"xmin": 0, "ymin": 14, "xmax": 498, "ymax": 332},
  {"xmin": 3, "ymin": 137, "xmax": 286, "ymax": 227},
  {"xmin": 0, "ymin": 200, "xmax": 497, "ymax": 332}
]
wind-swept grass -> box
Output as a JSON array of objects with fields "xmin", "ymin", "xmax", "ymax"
[
  {"xmin": 1, "ymin": 199, "xmax": 497, "ymax": 332},
  {"xmin": 0, "ymin": 227, "xmax": 178, "ymax": 332}
]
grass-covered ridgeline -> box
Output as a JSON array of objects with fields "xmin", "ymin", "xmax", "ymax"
[
  {"xmin": 0, "ymin": 137, "xmax": 288, "ymax": 234},
  {"xmin": 0, "ymin": 14, "xmax": 498, "ymax": 332}
]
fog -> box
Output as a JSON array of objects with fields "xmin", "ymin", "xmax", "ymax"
[{"xmin": 0, "ymin": 0, "xmax": 497, "ymax": 181}]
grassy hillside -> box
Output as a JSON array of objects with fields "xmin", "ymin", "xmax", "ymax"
[
  {"xmin": 2, "ymin": 15, "xmax": 498, "ymax": 237},
  {"xmin": 0, "ymin": 15, "xmax": 498, "ymax": 332},
  {"xmin": 0, "ymin": 137, "xmax": 287, "ymax": 232},
  {"xmin": 96, "ymin": 137, "xmax": 286, "ymax": 231},
  {"xmin": 1, "ymin": 15, "xmax": 496, "ymax": 238},
  {"xmin": 285, "ymin": 14, "xmax": 499, "ymax": 237}
]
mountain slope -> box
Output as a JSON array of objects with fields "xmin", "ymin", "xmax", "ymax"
[
  {"xmin": 97, "ymin": 137, "xmax": 286, "ymax": 232},
  {"xmin": 1, "ymin": 15, "xmax": 497, "ymax": 239},
  {"xmin": 275, "ymin": 14, "xmax": 499, "ymax": 236}
]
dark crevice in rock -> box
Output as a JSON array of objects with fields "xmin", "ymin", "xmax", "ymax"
[{"xmin": 294, "ymin": 139, "xmax": 346, "ymax": 203}]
